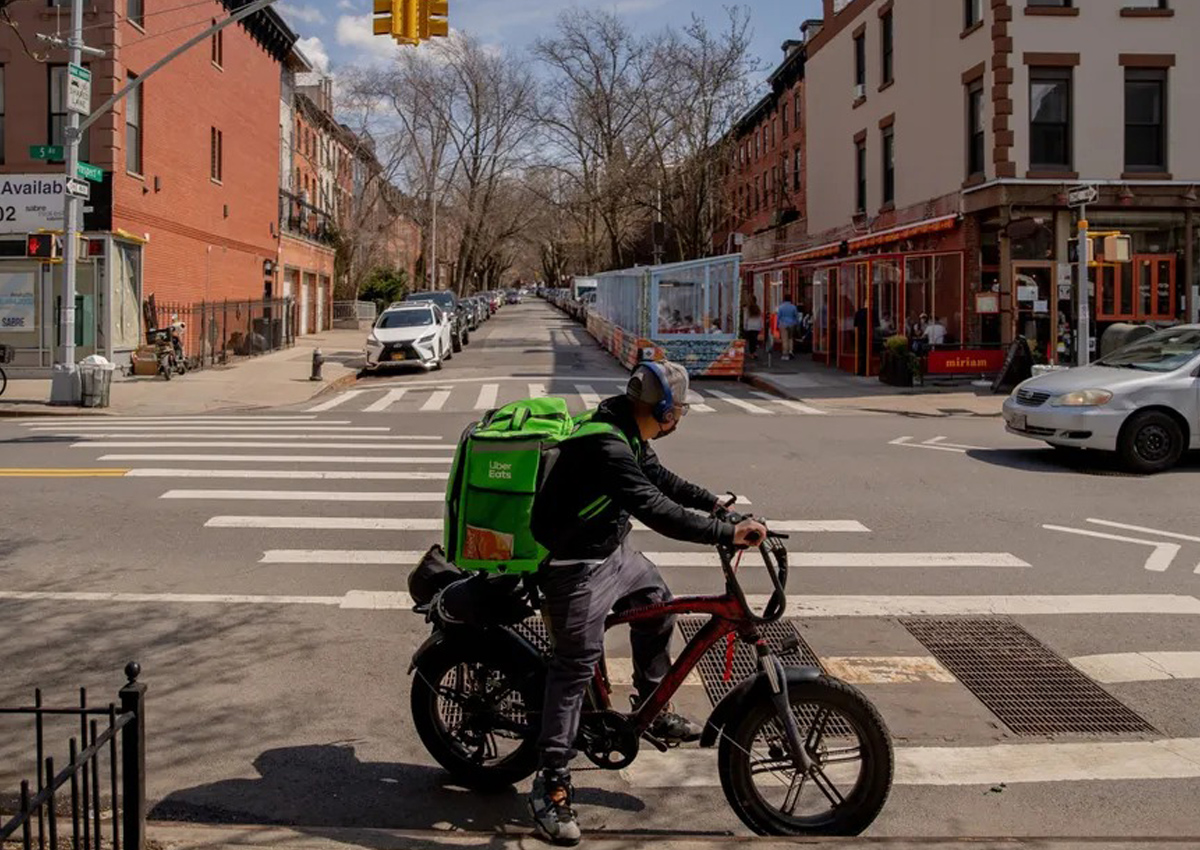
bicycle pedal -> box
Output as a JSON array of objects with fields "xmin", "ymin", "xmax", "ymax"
[{"xmin": 640, "ymin": 732, "xmax": 669, "ymax": 753}]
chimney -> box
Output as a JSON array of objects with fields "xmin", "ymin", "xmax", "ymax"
[{"xmin": 801, "ymin": 19, "xmax": 824, "ymax": 43}]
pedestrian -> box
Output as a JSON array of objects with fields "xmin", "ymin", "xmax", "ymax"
[
  {"xmin": 742, "ymin": 295, "xmax": 763, "ymax": 360},
  {"xmin": 926, "ymin": 315, "xmax": 947, "ymax": 348},
  {"xmin": 776, "ymin": 293, "xmax": 800, "ymax": 361}
]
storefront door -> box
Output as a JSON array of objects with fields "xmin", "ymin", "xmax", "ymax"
[
  {"xmin": 1013, "ymin": 263, "xmax": 1056, "ymax": 363},
  {"xmin": 1136, "ymin": 255, "xmax": 1176, "ymax": 320},
  {"xmin": 836, "ymin": 265, "xmax": 858, "ymax": 373}
]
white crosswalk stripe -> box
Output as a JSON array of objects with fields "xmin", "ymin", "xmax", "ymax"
[
  {"xmin": 528, "ymin": 383, "xmax": 548, "ymax": 398},
  {"xmin": 363, "ymin": 389, "xmax": 408, "ymax": 413},
  {"xmin": 705, "ymin": 389, "xmax": 773, "ymax": 415},
  {"xmin": 306, "ymin": 390, "xmax": 369, "ymax": 412},
  {"xmin": 73, "ymin": 441, "xmax": 452, "ymax": 450},
  {"xmin": 125, "ymin": 469, "xmax": 448, "ymax": 480},
  {"xmin": 686, "ymin": 390, "xmax": 716, "ymax": 414},
  {"xmin": 577, "ymin": 384, "xmax": 602, "ymax": 408},
  {"xmin": 474, "ymin": 383, "xmax": 499, "ymax": 410},
  {"xmin": 163, "ymin": 490, "xmax": 444, "ymax": 503},
  {"xmin": 98, "ymin": 454, "xmax": 452, "ymax": 464},
  {"xmin": 750, "ymin": 391, "xmax": 826, "ymax": 415},
  {"xmin": 420, "ymin": 388, "xmax": 451, "ymax": 411}
]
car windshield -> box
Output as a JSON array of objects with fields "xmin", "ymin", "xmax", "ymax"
[
  {"xmin": 1097, "ymin": 328, "xmax": 1200, "ymax": 373},
  {"xmin": 408, "ymin": 292, "xmax": 454, "ymax": 310},
  {"xmin": 378, "ymin": 309, "xmax": 433, "ymax": 329}
]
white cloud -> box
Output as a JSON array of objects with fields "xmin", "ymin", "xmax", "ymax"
[
  {"xmin": 337, "ymin": 0, "xmax": 354, "ymax": 8},
  {"xmin": 336, "ymin": 14, "xmax": 403, "ymax": 64},
  {"xmin": 296, "ymin": 35, "xmax": 330, "ymax": 72},
  {"xmin": 278, "ymin": 2, "xmax": 326, "ymax": 24}
]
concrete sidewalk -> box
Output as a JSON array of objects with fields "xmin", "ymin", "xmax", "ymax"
[
  {"xmin": 147, "ymin": 822, "xmax": 1183, "ymax": 850},
  {"xmin": 0, "ymin": 330, "xmax": 364, "ymax": 417}
]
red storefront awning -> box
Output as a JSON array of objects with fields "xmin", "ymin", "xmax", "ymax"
[{"xmin": 847, "ymin": 213, "xmax": 960, "ymax": 250}]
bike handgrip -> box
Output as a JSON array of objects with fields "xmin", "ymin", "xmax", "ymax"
[{"xmin": 744, "ymin": 530, "xmax": 764, "ymax": 546}]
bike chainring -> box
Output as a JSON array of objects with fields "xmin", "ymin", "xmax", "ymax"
[{"xmin": 579, "ymin": 710, "xmax": 640, "ymax": 770}]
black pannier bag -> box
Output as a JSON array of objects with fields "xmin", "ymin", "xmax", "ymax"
[{"xmin": 408, "ymin": 545, "xmax": 465, "ymax": 606}]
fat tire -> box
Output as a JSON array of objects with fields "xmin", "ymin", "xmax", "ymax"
[
  {"xmin": 410, "ymin": 639, "xmax": 541, "ymax": 791},
  {"xmin": 0, "ymin": 366, "xmax": 7, "ymax": 397},
  {"xmin": 1117, "ymin": 410, "xmax": 1184, "ymax": 474},
  {"xmin": 718, "ymin": 676, "xmax": 893, "ymax": 836}
]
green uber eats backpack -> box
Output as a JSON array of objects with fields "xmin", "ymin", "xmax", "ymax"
[{"xmin": 444, "ymin": 396, "xmax": 627, "ymax": 574}]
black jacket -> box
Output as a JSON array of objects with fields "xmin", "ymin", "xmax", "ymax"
[{"xmin": 531, "ymin": 395, "xmax": 735, "ymax": 561}]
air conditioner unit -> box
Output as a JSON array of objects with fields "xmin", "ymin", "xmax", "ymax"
[{"xmin": 853, "ymin": 83, "xmax": 866, "ymax": 100}]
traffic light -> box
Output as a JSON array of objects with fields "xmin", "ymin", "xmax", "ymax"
[
  {"xmin": 419, "ymin": 0, "xmax": 449, "ymax": 39},
  {"xmin": 373, "ymin": 0, "xmax": 419, "ymax": 43},
  {"xmin": 26, "ymin": 234, "xmax": 58, "ymax": 259}
]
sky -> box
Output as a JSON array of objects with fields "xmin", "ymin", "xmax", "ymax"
[{"xmin": 281, "ymin": 0, "xmax": 824, "ymax": 88}]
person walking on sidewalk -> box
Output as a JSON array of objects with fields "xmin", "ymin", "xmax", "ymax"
[
  {"xmin": 742, "ymin": 295, "xmax": 763, "ymax": 360},
  {"xmin": 777, "ymin": 294, "xmax": 800, "ymax": 361}
]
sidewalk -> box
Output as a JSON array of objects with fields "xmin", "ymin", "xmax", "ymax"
[
  {"xmin": 147, "ymin": 822, "xmax": 1174, "ymax": 850},
  {"xmin": 743, "ymin": 354, "xmax": 1006, "ymax": 418},
  {"xmin": 0, "ymin": 330, "xmax": 364, "ymax": 417}
]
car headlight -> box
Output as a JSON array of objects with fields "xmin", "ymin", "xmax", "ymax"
[
  {"xmin": 417, "ymin": 332, "xmax": 436, "ymax": 344},
  {"xmin": 1050, "ymin": 389, "xmax": 1113, "ymax": 407},
  {"xmin": 367, "ymin": 333, "xmax": 380, "ymax": 346}
]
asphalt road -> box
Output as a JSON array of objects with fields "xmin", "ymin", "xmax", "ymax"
[{"xmin": 2, "ymin": 301, "xmax": 1199, "ymax": 842}]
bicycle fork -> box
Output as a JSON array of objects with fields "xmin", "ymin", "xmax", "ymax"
[{"xmin": 757, "ymin": 643, "xmax": 815, "ymax": 773}]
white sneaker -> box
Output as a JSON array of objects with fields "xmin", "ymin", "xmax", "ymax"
[{"xmin": 528, "ymin": 769, "xmax": 581, "ymax": 846}]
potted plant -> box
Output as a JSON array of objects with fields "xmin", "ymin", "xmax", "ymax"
[{"xmin": 880, "ymin": 334, "xmax": 916, "ymax": 387}]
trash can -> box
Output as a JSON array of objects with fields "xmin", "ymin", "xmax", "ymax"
[{"xmin": 79, "ymin": 357, "xmax": 116, "ymax": 408}]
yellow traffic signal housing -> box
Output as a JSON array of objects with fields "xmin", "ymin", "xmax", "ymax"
[
  {"xmin": 373, "ymin": 0, "xmax": 420, "ymax": 44},
  {"xmin": 419, "ymin": 0, "xmax": 449, "ymax": 39}
]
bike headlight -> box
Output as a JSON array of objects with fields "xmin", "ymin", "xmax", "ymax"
[{"xmin": 1050, "ymin": 389, "xmax": 1113, "ymax": 407}]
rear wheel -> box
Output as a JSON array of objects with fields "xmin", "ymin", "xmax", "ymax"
[
  {"xmin": 1118, "ymin": 410, "xmax": 1184, "ymax": 474},
  {"xmin": 0, "ymin": 366, "xmax": 7, "ymax": 397},
  {"xmin": 719, "ymin": 676, "xmax": 893, "ymax": 836}
]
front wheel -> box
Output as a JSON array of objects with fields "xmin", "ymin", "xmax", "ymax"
[
  {"xmin": 719, "ymin": 676, "xmax": 893, "ymax": 836},
  {"xmin": 0, "ymin": 366, "xmax": 7, "ymax": 397},
  {"xmin": 1118, "ymin": 410, "xmax": 1184, "ymax": 474}
]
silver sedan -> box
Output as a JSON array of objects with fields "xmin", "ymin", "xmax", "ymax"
[{"xmin": 1002, "ymin": 325, "xmax": 1200, "ymax": 473}]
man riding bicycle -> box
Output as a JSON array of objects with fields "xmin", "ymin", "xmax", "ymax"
[{"xmin": 528, "ymin": 360, "xmax": 767, "ymax": 845}]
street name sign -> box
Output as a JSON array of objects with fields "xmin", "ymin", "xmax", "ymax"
[
  {"xmin": 0, "ymin": 175, "xmax": 65, "ymax": 234},
  {"xmin": 76, "ymin": 162, "xmax": 103, "ymax": 182},
  {"xmin": 67, "ymin": 63, "xmax": 91, "ymax": 115},
  {"xmin": 29, "ymin": 145, "xmax": 65, "ymax": 161},
  {"xmin": 65, "ymin": 178, "xmax": 90, "ymax": 200},
  {"xmin": 1067, "ymin": 185, "xmax": 1098, "ymax": 207}
]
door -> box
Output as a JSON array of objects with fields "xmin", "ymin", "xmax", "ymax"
[
  {"xmin": 299, "ymin": 277, "xmax": 310, "ymax": 335},
  {"xmin": 316, "ymin": 279, "xmax": 326, "ymax": 331},
  {"xmin": 1135, "ymin": 255, "xmax": 1176, "ymax": 321},
  {"xmin": 1013, "ymin": 264, "xmax": 1055, "ymax": 363}
]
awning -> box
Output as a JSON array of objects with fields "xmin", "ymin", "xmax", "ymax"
[
  {"xmin": 847, "ymin": 213, "xmax": 960, "ymax": 250},
  {"xmin": 745, "ymin": 239, "xmax": 841, "ymax": 271}
]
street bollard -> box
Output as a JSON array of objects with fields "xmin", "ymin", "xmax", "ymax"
[{"xmin": 310, "ymin": 348, "xmax": 325, "ymax": 381}]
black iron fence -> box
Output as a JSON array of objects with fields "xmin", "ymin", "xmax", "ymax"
[
  {"xmin": 0, "ymin": 663, "xmax": 146, "ymax": 850},
  {"xmin": 150, "ymin": 298, "xmax": 299, "ymax": 370}
]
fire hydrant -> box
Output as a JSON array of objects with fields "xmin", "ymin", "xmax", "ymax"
[{"xmin": 310, "ymin": 348, "xmax": 325, "ymax": 381}]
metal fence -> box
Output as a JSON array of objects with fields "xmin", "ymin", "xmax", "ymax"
[
  {"xmin": 149, "ymin": 298, "xmax": 298, "ymax": 370},
  {"xmin": 333, "ymin": 301, "xmax": 376, "ymax": 323},
  {"xmin": 0, "ymin": 664, "xmax": 146, "ymax": 850}
]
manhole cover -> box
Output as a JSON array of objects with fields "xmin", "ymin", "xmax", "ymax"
[
  {"xmin": 902, "ymin": 617, "xmax": 1156, "ymax": 737},
  {"xmin": 678, "ymin": 618, "xmax": 821, "ymax": 707}
]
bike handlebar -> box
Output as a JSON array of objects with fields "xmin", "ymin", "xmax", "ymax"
[{"xmin": 715, "ymin": 504, "xmax": 790, "ymax": 625}]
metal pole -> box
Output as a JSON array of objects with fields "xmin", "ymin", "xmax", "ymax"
[
  {"xmin": 1077, "ymin": 208, "xmax": 1090, "ymax": 367},
  {"xmin": 430, "ymin": 193, "xmax": 437, "ymax": 289}
]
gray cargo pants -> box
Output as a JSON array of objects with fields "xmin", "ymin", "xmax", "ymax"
[{"xmin": 537, "ymin": 536, "xmax": 674, "ymax": 770}]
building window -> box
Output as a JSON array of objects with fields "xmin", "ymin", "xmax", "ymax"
[
  {"xmin": 49, "ymin": 65, "xmax": 89, "ymax": 163},
  {"xmin": 125, "ymin": 73, "xmax": 142, "ymax": 174},
  {"xmin": 964, "ymin": 0, "xmax": 983, "ymax": 27},
  {"xmin": 854, "ymin": 33, "xmax": 866, "ymax": 91},
  {"xmin": 211, "ymin": 22, "xmax": 223, "ymax": 67},
  {"xmin": 1125, "ymin": 69, "xmax": 1166, "ymax": 171},
  {"xmin": 854, "ymin": 138, "xmax": 867, "ymax": 212},
  {"xmin": 0, "ymin": 66, "xmax": 5, "ymax": 165},
  {"xmin": 210, "ymin": 127, "xmax": 223, "ymax": 182},
  {"xmin": 1029, "ymin": 67, "xmax": 1072, "ymax": 169},
  {"xmin": 1123, "ymin": 0, "xmax": 1167, "ymax": 6},
  {"xmin": 1027, "ymin": 0, "xmax": 1071, "ymax": 6},
  {"xmin": 127, "ymin": 0, "xmax": 144, "ymax": 28},
  {"xmin": 793, "ymin": 147, "xmax": 802, "ymax": 192},
  {"xmin": 880, "ymin": 10, "xmax": 894, "ymax": 86},
  {"xmin": 967, "ymin": 80, "xmax": 985, "ymax": 176},
  {"xmin": 782, "ymin": 101, "xmax": 789, "ymax": 136},
  {"xmin": 881, "ymin": 127, "xmax": 895, "ymax": 205}
]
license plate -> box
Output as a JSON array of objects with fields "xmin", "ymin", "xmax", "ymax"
[
  {"xmin": 389, "ymin": 351, "xmax": 406, "ymax": 361},
  {"xmin": 1007, "ymin": 412, "xmax": 1027, "ymax": 431}
]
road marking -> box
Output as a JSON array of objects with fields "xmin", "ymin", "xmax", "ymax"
[
  {"xmin": 29, "ymin": 424, "xmax": 381, "ymax": 433},
  {"xmin": 0, "ymin": 468, "xmax": 130, "ymax": 478},
  {"xmin": 260, "ymin": 549, "xmax": 426, "ymax": 564},
  {"xmin": 926, "ymin": 436, "xmax": 992, "ymax": 451},
  {"xmin": 750, "ymin": 392, "xmax": 826, "ymax": 415},
  {"xmin": 651, "ymin": 552, "xmax": 1028, "ymax": 568},
  {"xmin": 73, "ymin": 441, "xmax": 453, "ymax": 451},
  {"xmin": 1043, "ymin": 524, "xmax": 1180, "ymax": 572},
  {"xmin": 890, "ymin": 436, "xmax": 967, "ymax": 454},
  {"xmin": 528, "ymin": 383, "xmax": 548, "ymax": 398},
  {"xmin": 685, "ymin": 390, "xmax": 716, "ymax": 414},
  {"xmin": 126, "ymin": 469, "xmax": 448, "ymax": 480},
  {"xmin": 306, "ymin": 391, "xmax": 369, "ymax": 412},
  {"xmin": 206, "ymin": 516, "xmax": 445, "ymax": 531},
  {"xmin": 621, "ymin": 738, "xmax": 1200, "ymax": 788},
  {"xmin": 1070, "ymin": 651, "xmax": 1200, "ymax": 683},
  {"xmin": 163, "ymin": 490, "xmax": 444, "ymax": 503},
  {"xmin": 363, "ymin": 389, "xmax": 408, "ymax": 413},
  {"xmin": 19, "ymin": 416, "xmax": 326, "ymax": 423},
  {"xmin": 577, "ymin": 384, "xmax": 601, "ymax": 409},
  {"xmin": 628, "ymin": 520, "xmax": 870, "ymax": 534},
  {"xmin": 420, "ymin": 388, "xmax": 451, "ymax": 412},
  {"xmin": 99, "ymin": 454, "xmax": 452, "ymax": 465},
  {"xmin": 822, "ymin": 656, "xmax": 956, "ymax": 684},
  {"xmin": 707, "ymin": 390, "xmax": 773, "ymax": 415},
  {"xmin": 65, "ymin": 433, "xmax": 442, "ymax": 442},
  {"xmin": 765, "ymin": 594, "xmax": 1200, "ymax": 618},
  {"xmin": 474, "ymin": 383, "xmax": 499, "ymax": 410},
  {"xmin": 1087, "ymin": 519, "xmax": 1200, "ymax": 544}
]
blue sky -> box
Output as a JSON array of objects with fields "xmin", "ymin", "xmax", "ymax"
[{"xmin": 281, "ymin": 0, "xmax": 823, "ymax": 88}]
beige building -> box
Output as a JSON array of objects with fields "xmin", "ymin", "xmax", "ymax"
[{"xmin": 746, "ymin": 0, "xmax": 1198, "ymax": 376}]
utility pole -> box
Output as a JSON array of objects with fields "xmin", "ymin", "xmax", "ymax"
[
  {"xmin": 1066, "ymin": 184, "xmax": 1098, "ymax": 367},
  {"xmin": 429, "ymin": 192, "xmax": 437, "ymax": 289}
]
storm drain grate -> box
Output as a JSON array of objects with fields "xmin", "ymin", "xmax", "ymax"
[
  {"xmin": 902, "ymin": 617, "xmax": 1157, "ymax": 737},
  {"xmin": 678, "ymin": 618, "xmax": 821, "ymax": 707},
  {"xmin": 511, "ymin": 616, "xmax": 553, "ymax": 657}
]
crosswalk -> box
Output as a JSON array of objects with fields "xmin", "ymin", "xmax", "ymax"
[
  {"xmin": 302, "ymin": 379, "xmax": 831, "ymax": 416},
  {"xmin": 14, "ymin": 412, "xmax": 1200, "ymax": 800}
]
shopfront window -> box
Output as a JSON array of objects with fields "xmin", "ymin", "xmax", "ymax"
[
  {"xmin": 872, "ymin": 259, "xmax": 900, "ymax": 341},
  {"xmin": 904, "ymin": 253, "xmax": 965, "ymax": 345},
  {"xmin": 812, "ymin": 269, "xmax": 830, "ymax": 356},
  {"xmin": 114, "ymin": 242, "xmax": 142, "ymax": 349}
]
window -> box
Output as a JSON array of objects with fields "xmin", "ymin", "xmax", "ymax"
[
  {"xmin": 967, "ymin": 80, "xmax": 985, "ymax": 176},
  {"xmin": 880, "ymin": 10, "xmax": 894, "ymax": 86},
  {"xmin": 1029, "ymin": 67, "xmax": 1072, "ymax": 169},
  {"xmin": 127, "ymin": 0, "xmax": 144, "ymax": 28},
  {"xmin": 782, "ymin": 101, "xmax": 789, "ymax": 136},
  {"xmin": 125, "ymin": 73, "xmax": 142, "ymax": 174},
  {"xmin": 1125, "ymin": 69, "xmax": 1166, "ymax": 171},
  {"xmin": 211, "ymin": 22, "xmax": 223, "ymax": 67},
  {"xmin": 964, "ymin": 0, "xmax": 983, "ymax": 27},
  {"xmin": 49, "ymin": 65, "xmax": 89, "ymax": 163},
  {"xmin": 882, "ymin": 127, "xmax": 895, "ymax": 205},
  {"xmin": 1028, "ymin": 1, "xmax": 1071, "ymax": 5},
  {"xmin": 854, "ymin": 33, "xmax": 866, "ymax": 90},
  {"xmin": 0, "ymin": 67, "xmax": 5, "ymax": 166},
  {"xmin": 1123, "ymin": 0, "xmax": 1167, "ymax": 6},
  {"xmin": 854, "ymin": 138, "xmax": 867, "ymax": 212},
  {"xmin": 210, "ymin": 127, "xmax": 223, "ymax": 182},
  {"xmin": 793, "ymin": 148, "xmax": 801, "ymax": 192}
]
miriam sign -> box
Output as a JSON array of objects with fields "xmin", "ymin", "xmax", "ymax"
[
  {"xmin": 926, "ymin": 349, "xmax": 1006, "ymax": 375},
  {"xmin": 0, "ymin": 175, "xmax": 66, "ymax": 234}
]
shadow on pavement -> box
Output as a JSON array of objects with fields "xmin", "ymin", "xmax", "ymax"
[
  {"xmin": 966, "ymin": 447, "xmax": 1200, "ymax": 477},
  {"xmin": 151, "ymin": 743, "xmax": 644, "ymax": 834}
]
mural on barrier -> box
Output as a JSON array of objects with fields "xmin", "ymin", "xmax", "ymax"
[{"xmin": 587, "ymin": 314, "xmax": 744, "ymax": 377}]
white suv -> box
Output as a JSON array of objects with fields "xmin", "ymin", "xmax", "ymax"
[{"xmin": 364, "ymin": 304, "xmax": 453, "ymax": 372}]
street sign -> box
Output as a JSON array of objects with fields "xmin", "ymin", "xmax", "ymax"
[
  {"xmin": 28, "ymin": 145, "xmax": 65, "ymax": 161},
  {"xmin": 0, "ymin": 175, "xmax": 65, "ymax": 234},
  {"xmin": 76, "ymin": 162, "xmax": 103, "ymax": 182},
  {"xmin": 67, "ymin": 63, "xmax": 91, "ymax": 115},
  {"xmin": 65, "ymin": 178, "xmax": 90, "ymax": 200},
  {"xmin": 1067, "ymin": 185, "xmax": 1098, "ymax": 207}
]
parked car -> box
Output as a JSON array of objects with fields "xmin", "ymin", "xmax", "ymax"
[
  {"xmin": 365, "ymin": 303, "xmax": 453, "ymax": 372},
  {"xmin": 1002, "ymin": 325, "xmax": 1200, "ymax": 473},
  {"xmin": 506, "ymin": 290, "xmax": 522, "ymax": 305},
  {"xmin": 405, "ymin": 291, "xmax": 468, "ymax": 350}
]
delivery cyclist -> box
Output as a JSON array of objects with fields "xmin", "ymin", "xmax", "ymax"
[{"xmin": 527, "ymin": 360, "xmax": 767, "ymax": 846}]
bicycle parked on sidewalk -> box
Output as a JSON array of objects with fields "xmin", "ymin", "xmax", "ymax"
[
  {"xmin": 0, "ymin": 343, "xmax": 11, "ymax": 397},
  {"xmin": 406, "ymin": 502, "xmax": 894, "ymax": 836}
]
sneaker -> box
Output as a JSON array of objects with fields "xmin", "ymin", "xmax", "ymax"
[
  {"xmin": 528, "ymin": 769, "xmax": 581, "ymax": 846},
  {"xmin": 649, "ymin": 709, "xmax": 704, "ymax": 744}
]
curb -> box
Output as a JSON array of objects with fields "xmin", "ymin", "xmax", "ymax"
[
  {"xmin": 740, "ymin": 371, "xmax": 795, "ymax": 400},
  {"xmin": 306, "ymin": 369, "xmax": 361, "ymax": 401},
  {"xmin": 0, "ymin": 405, "xmax": 115, "ymax": 418}
]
